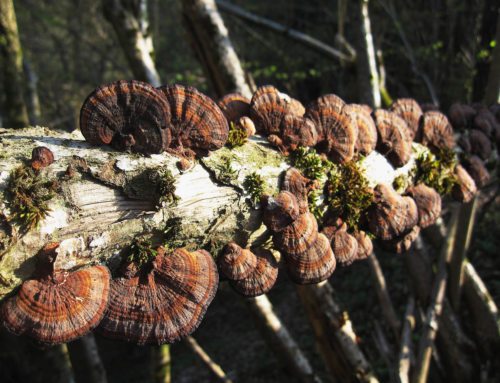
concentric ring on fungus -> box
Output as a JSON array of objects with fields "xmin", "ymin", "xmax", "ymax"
[
  {"xmin": 98, "ymin": 246, "xmax": 218, "ymax": 345},
  {"xmin": 1, "ymin": 244, "xmax": 110, "ymax": 345},
  {"xmin": 157, "ymin": 84, "xmax": 229, "ymax": 153},
  {"xmin": 374, "ymin": 109, "xmax": 412, "ymax": 167},
  {"xmin": 217, "ymin": 93, "xmax": 251, "ymax": 123},
  {"xmin": 420, "ymin": 111, "xmax": 455, "ymax": 153},
  {"xmin": 344, "ymin": 104, "xmax": 378, "ymax": 157},
  {"xmin": 250, "ymin": 85, "xmax": 292, "ymax": 135},
  {"xmin": 273, "ymin": 212, "xmax": 319, "ymax": 254},
  {"xmin": 452, "ymin": 165, "xmax": 477, "ymax": 203},
  {"xmin": 80, "ymin": 80, "xmax": 171, "ymax": 154},
  {"xmin": 218, "ymin": 242, "xmax": 258, "ymax": 280},
  {"xmin": 390, "ymin": 98, "xmax": 423, "ymax": 141},
  {"xmin": 406, "ymin": 183, "xmax": 441, "ymax": 229},
  {"xmin": 261, "ymin": 191, "xmax": 301, "ymax": 232}
]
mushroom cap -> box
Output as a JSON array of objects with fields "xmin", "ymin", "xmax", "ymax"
[
  {"xmin": 31, "ymin": 146, "xmax": 55, "ymax": 170},
  {"xmin": 250, "ymin": 85, "xmax": 291, "ymax": 135},
  {"xmin": 1, "ymin": 265, "xmax": 110, "ymax": 345},
  {"xmin": 238, "ymin": 116, "xmax": 256, "ymax": 138},
  {"xmin": 452, "ymin": 165, "xmax": 477, "ymax": 203},
  {"xmin": 281, "ymin": 167, "xmax": 316, "ymax": 213},
  {"xmin": 344, "ymin": 104, "xmax": 378, "ymax": 156},
  {"xmin": 448, "ymin": 103, "xmax": 476, "ymax": 130},
  {"xmin": 472, "ymin": 109, "xmax": 498, "ymax": 137},
  {"xmin": 230, "ymin": 248, "xmax": 278, "ymax": 297},
  {"xmin": 420, "ymin": 111, "xmax": 455, "ymax": 152},
  {"xmin": 390, "ymin": 98, "xmax": 423, "ymax": 140},
  {"xmin": 468, "ymin": 129, "xmax": 492, "ymax": 161},
  {"xmin": 218, "ymin": 242, "xmax": 257, "ymax": 280},
  {"xmin": 367, "ymin": 184, "xmax": 418, "ymax": 241},
  {"xmin": 278, "ymin": 115, "xmax": 319, "ymax": 151},
  {"xmin": 157, "ymin": 84, "xmax": 229, "ymax": 152},
  {"xmin": 306, "ymin": 99, "xmax": 356, "ymax": 163},
  {"xmin": 262, "ymin": 191, "xmax": 301, "ymax": 232},
  {"xmin": 217, "ymin": 93, "xmax": 251, "ymax": 123},
  {"xmin": 462, "ymin": 155, "xmax": 490, "ymax": 188},
  {"xmin": 288, "ymin": 98, "xmax": 306, "ymax": 117},
  {"xmin": 381, "ymin": 225, "xmax": 421, "ymax": 254},
  {"xmin": 353, "ymin": 230, "xmax": 373, "ymax": 260},
  {"xmin": 99, "ymin": 247, "xmax": 218, "ymax": 345},
  {"xmin": 284, "ymin": 233, "xmax": 336, "ymax": 284},
  {"xmin": 273, "ymin": 212, "xmax": 319, "ymax": 254},
  {"xmin": 406, "ymin": 183, "xmax": 441, "ymax": 229},
  {"xmin": 374, "ymin": 109, "xmax": 412, "ymax": 167},
  {"xmin": 458, "ymin": 134, "xmax": 471, "ymax": 153},
  {"xmin": 329, "ymin": 223, "xmax": 358, "ymax": 266},
  {"xmin": 80, "ymin": 80, "xmax": 171, "ymax": 154}
]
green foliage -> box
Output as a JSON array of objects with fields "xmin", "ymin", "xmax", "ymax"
[
  {"xmin": 414, "ymin": 148, "xmax": 457, "ymax": 195},
  {"xmin": 215, "ymin": 155, "xmax": 238, "ymax": 184},
  {"xmin": 149, "ymin": 168, "xmax": 179, "ymax": 207},
  {"xmin": 290, "ymin": 147, "xmax": 332, "ymax": 180},
  {"xmin": 243, "ymin": 172, "xmax": 265, "ymax": 206},
  {"xmin": 392, "ymin": 174, "xmax": 408, "ymax": 193},
  {"xmin": 325, "ymin": 161, "xmax": 373, "ymax": 231},
  {"xmin": 127, "ymin": 238, "xmax": 158, "ymax": 266},
  {"xmin": 308, "ymin": 188, "xmax": 325, "ymax": 220},
  {"xmin": 6, "ymin": 165, "xmax": 56, "ymax": 232},
  {"xmin": 162, "ymin": 217, "xmax": 184, "ymax": 250},
  {"xmin": 226, "ymin": 121, "xmax": 247, "ymax": 149}
]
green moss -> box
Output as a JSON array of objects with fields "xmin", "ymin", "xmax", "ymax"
[
  {"xmin": 326, "ymin": 161, "xmax": 373, "ymax": 230},
  {"xmin": 162, "ymin": 217, "xmax": 185, "ymax": 250},
  {"xmin": 148, "ymin": 168, "xmax": 179, "ymax": 207},
  {"xmin": 126, "ymin": 238, "xmax": 158, "ymax": 266},
  {"xmin": 308, "ymin": 188, "xmax": 326, "ymax": 220},
  {"xmin": 5, "ymin": 164, "xmax": 56, "ymax": 232},
  {"xmin": 393, "ymin": 174, "xmax": 408, "ymax": 193},
  {"xmin": 243, "ymin": 172, "xmax": 265, "ymax": 206},
  {"xmin": 226, "ymin": 121, "xmax": 248, "ymax": 148},
  {"xmin": 290, "ymin": 147, "xmax": 332, "ymax": 180},
  {"xmin": 414, "ymin": 148, "xmax": 457, "ymax": 195},
  {"xmin": 215, "ymin": 155, "xmax": 238, "ymax": 184}
]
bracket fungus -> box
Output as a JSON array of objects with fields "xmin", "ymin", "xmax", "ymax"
[
  {"xmin": 99, "ymin": 246, "xmax": 218, "ymax": 345},
  {"xmin": 468, "ymin": 129, "xmax": 492, "ymax": 161},
  {"xmin": 353, "ymin": 230, "xmax": 373, "ymax": 261},
  {"xmin": 306, "ymin": 95, "xmax": 356, "ymax": 163},
  {"xmin": 452, "ymin": 165, "xmax": 477, "ymax": 203},
  {"xmin": 281, "ymin": 167, "xmax": 318, "ymax": 214},
  {"xmin": 367, "ymin": 184, "xmax": 418, "ymax": 241},
  {"xmin": 390, "ymin": 98, "xmax": 423, "ymax": 141},
  {"xmin": 373, "ymin": 109, "xmax": 412, "ymax": 167},
  {"xmin": 381, "ymin": 225, "xmax": 421, "ymax": 254},
  {"xmin": 448, "ymin": 103, "xmax": 476, "ymax": 130},
  {"xmin": 420, "ymin": 111, "xmax": 455, "ymax": 153},
  {"xmin": 157, "ymin": 84, "xmax": 229, "ymax": 155},
  {"xmin": 462, "ymin": 155, "xmax": 490, "ymax": 188},
  {"xmin": 31, "ymin": 146, "xmax": 55, "ymax": 171},
  {"xmin": 80, "ymin": 80, "xmax": 171, "ymax": 154},
  {"xmin": 269, "ymin": 115, "xmax": 318, "ymax": 155},
  {"xmin": 322, "ymin": 222, "xmax": 359, "ymax": 266},
  {"xmin": 344, "ymin": 104, "xmax": 378, "ymax": 157},
  {"xmin": 217, "ymin": 92, "xmax": 251, "ymax": 123},
  {"xmin": 263, "ymin": 191, "xmax": 336, "ymax": 284},
  {"xmin": 1, "ymin": 243, "xmax": 110, "ymax": 345},
  {"xmin": 219, "ymin": 243, "xmax": 278, "ymax": 297},
  {"xmin": 405, "ymin": 183, "xmax": 442, "ymax": 229},
  {"xmin": 250, "ymin": 85, "xmax": 292, "ymax": 135}
]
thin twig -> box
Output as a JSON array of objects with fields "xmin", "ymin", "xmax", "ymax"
[
  {"xmin": 184, "ymin": 336, "xmax": 233, "ymax": 383},
  {"xmin": 398, "ymin": 296, "xmax": 415, "ymax": 383}
]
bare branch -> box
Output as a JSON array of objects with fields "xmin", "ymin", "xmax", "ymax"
[
  {"xmin": 398, "ymin": 296, "xmax": 415, "ymax": 383},
  {"xmin": 184, "ymin": 336, "xmax": 233, "ymax": 383}
]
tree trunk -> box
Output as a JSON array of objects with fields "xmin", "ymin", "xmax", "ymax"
[
  {"xmin": 484, "ymin": 10, "xmax": 500, "ymax": 104},
  {"xmin": 0, "ymin": 0, "xmax": 29, "ymax": 128},
  {"xmin": 181, "ymin": 0, "xmax": 252, "ymax": 98},
  {"xmin": 353, "ymin": 0, "xmax": 381, "ymax": 108},
  {"xmin": 67, "ymin": 334, "xmax": 108, "ymax": 383},
  {"xmin": 102, "ymin": 0, "xmax": 161, "ymax": 86},
  {"xmin": 23, "ymin": 59, "xmax": 42, "ymax": 126}
]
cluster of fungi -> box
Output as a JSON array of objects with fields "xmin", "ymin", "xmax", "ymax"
[{"xmin": 1, "ymin": 79, "xmax": 498, "ymax": 346}]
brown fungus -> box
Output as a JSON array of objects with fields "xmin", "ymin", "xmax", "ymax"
[
  {"xmin": 390, "ymin": 98, "xmax": 423, "ymax": 140},
  {"xmin": 250, "ymin": 85, "xmax": 291, "ymax": 135},
  {"xmin": 281, "ymin": 167, "xmax": 317, "ymax": 213},
  {"xmin": 353, "ymin": 230, "xmax": 373, "ymax": 261},
  {"xmin": 448, "ymin": 103, "xmax": 476, "ymax": 130},
  {"xmin": 228, "ymin": 247, "xmax": 278, "ymax": 297},
  {"xmin": 80, "ymin": 80, "xmax": 171, "ymax": 154},
  {"xmin": 367, "ymin": 183, "xmax": 418, "ymax": 241},
  {"xmin": 99, "ymin": 246, "xmax": 218, "ymax": 345},
  {"xmin": 324, "ymin": 222, "xmax": 358, "ymax": 266},
  {"xmin": 344, "ymin": 104, "xmax": 378, "ymax": 156},
  {"xmin": 406, "ymin": 183, "xmax": 441, "ymax": 229},
  {"xmin": 31, "ymin": 146, "xmax": 55, "ymax": 171},
  {"xmin": 468, "ymin": 129, "xmax": 492, "ymax": 161},
  {"xmin": 1, "ymin": 243, "xmax": 110, "ymax": 345},
  {"xmin": 374, "ymin": 110, "xmax": 412, "ymax": 167},
  {"xmin": 472, "ymin": 109, "xmax": 498, "ymax": 138},
  {"xmin": 261, "ymin": 191, "xmax": 301, "ymax": 232},
  {"xmin": 273, "ymin": 212, "xmax": 319, "ymax": 254},
  {"xmin": 451, "ymin": 165, "xmax": 477, "ymax": 203},
  {"xmin": 157, "ymin": 84, "xmax": 229, "ymax": 155},
  {"xmin": 276, "ymin": 115, "xmax": 319, "ymax": 154},
  {"xmin": 218, "ymin": 242, "xmax": 258, "ymax": 280},
  {"xmin": 381, "ymin": 225, "xmax": 421, "ymax": 254},
  {"xmin": 217, "ymin": 93, "xmax": 251, "ymax": 123},
  {"xmin": 238, "ymin": 116, "xmax": 256, "ymax": 138},
  {"xmin": 420, "ymin": 111, "xmax": 455, "ymax": 153},
  {"xmin": 462, "ymin": 155, "xmax": 490, "ymax": 188}
]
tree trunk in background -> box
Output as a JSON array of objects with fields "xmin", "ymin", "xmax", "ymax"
[
  {"xmin": 484, "ymin": 10, "xmax": 500, "ymax": 104},
  {"xmin": 181, "ymin": 0, "xmax": 252, "ymax": 99},
  {"xmin": 353, "ymin": 0, "xmax": 381, "ymax": 108},
  {"xmin": 23, "ymin": 60, "xmax": 41, "ymax": 125},
  {"xmin": 0, "ymin": 0, "xmax": 29, "ymax": 128},
  {"xmin": 67, "ymin": 334, "xmax": 108, "ymax": 383},
  {"xmin": 103, "ymin": 0, "xmax": 161, "ymax": 86}
]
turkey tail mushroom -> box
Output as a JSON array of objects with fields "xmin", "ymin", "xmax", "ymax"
[
  {"xmin": 390, "ymin": 98, "xmax": 423, "ymax": 141},
  {"xmin": 468, "ymin": 129, "xmax": 492, "ymax": 161},
  {"xmin": 420, "ymin": 111, "xmax": 455, "ymax": 153},
  {"xmin": 99, "ymin": 246, "xmax": 218, "ymax": 345},
  {"xmin": 80, "ymin": 80, "xmax": 171, "ymax": 154},
  {"xmin": 323, "ymin": 222, "xmax": 358, "ymax": 266},
  {"xmin": 217, "ymin": 93, "xmax": 251, "ymax": 123},
  {"xmin": 452, "ymin": 165, "xmax": 477, "ymax": 203},
  {"xmin": 250, "ymin": 85, "xmax": 292, "ymax": 135},
  {"xmin": 374, "ymin": 109, "xmax": 412, "ymax": 167},
  {"xmin": 218, "ymin": 242, "xmax": 257, "ymax": 280},
  {"xmin": 344, "ymin": 104, "xmax": 378, "ymax": 157},
  {"xmin": 406, "ymin": 184, "xmax": 441, "ymax": 229},
  {"xmin": 1, "ymin": 243, "xmax": 110, "ymax": 345},
  {"xmin": 462, "ymin": 155, "xmax": 490, "ymax": 188},
  {"xmin": 31, "ymin": 146, "xmax": 55, "ymax": 171},
  {"xmin": 281, "ymin": 167, "xmax": 318, "ymax": 213},
  {"xmin": 448, "ymin": 103, "xmax": 476, "ymax": 130}
]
